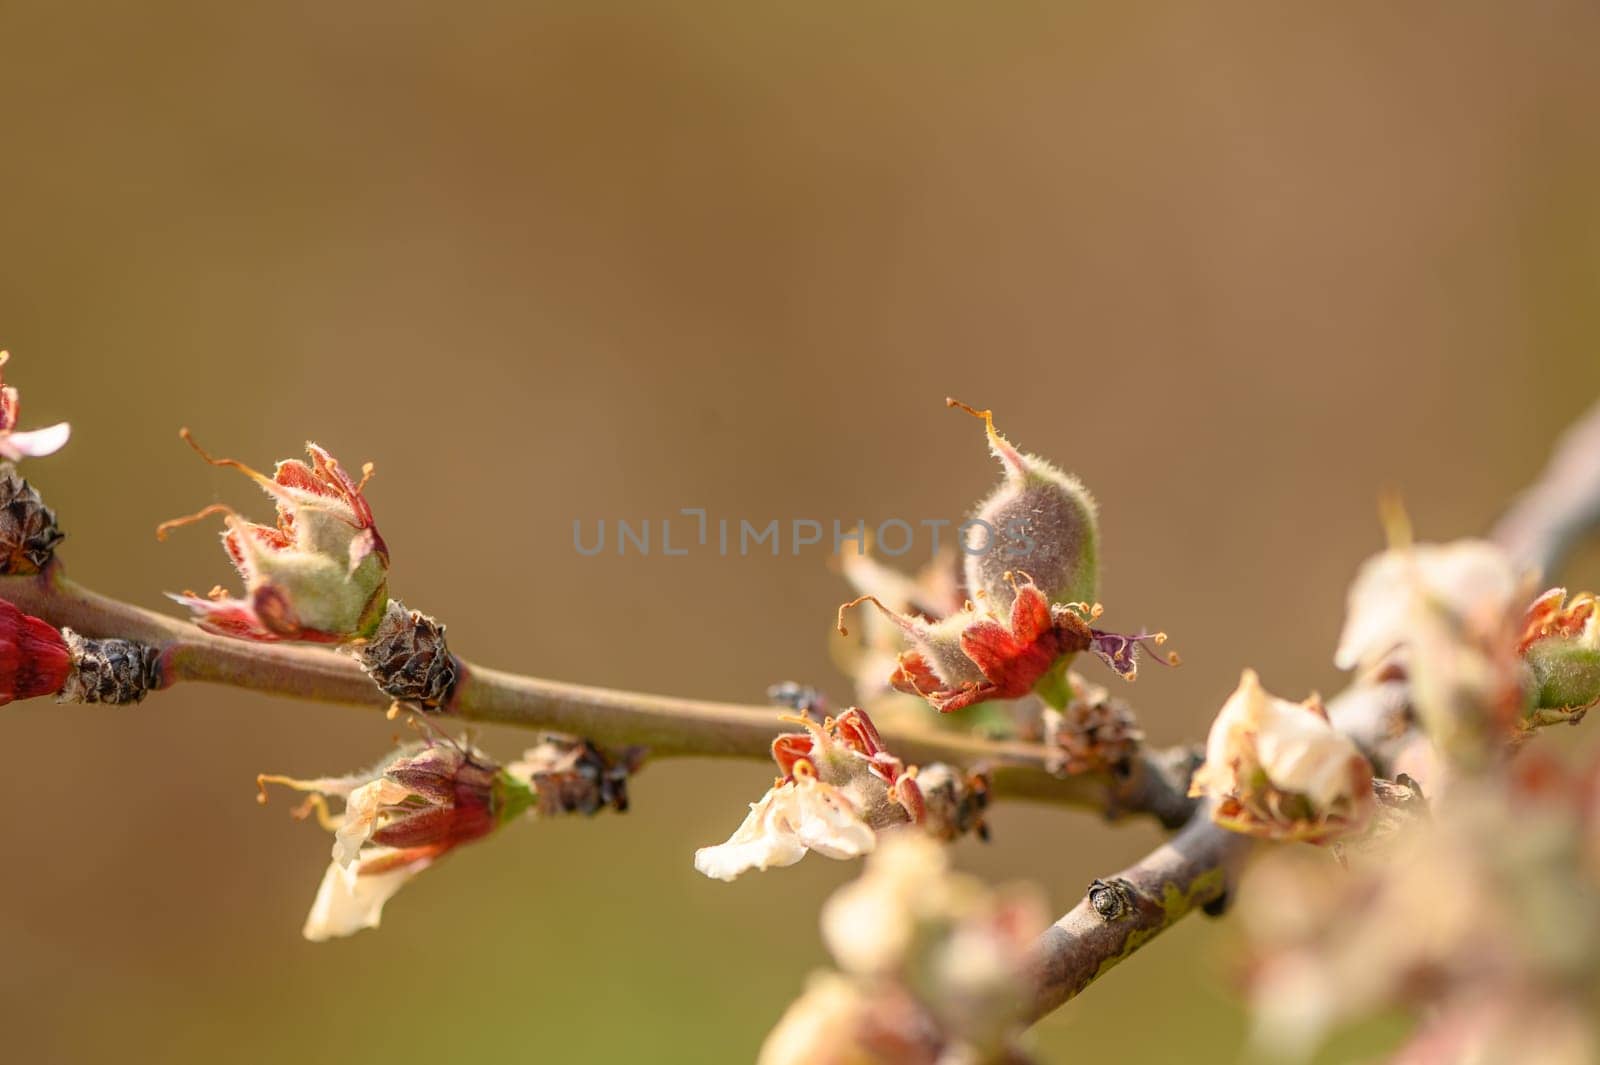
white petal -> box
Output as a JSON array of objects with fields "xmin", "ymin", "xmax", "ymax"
[
  {"xmin": 332, "ymin": 779, "xmax": 413, "ymax": 867},
  {"xmin": 787, "ymin": 776, "xmax": 876, "ymax": 860},
  {"xmin": 1254, "ymin": 700, "xmax": 1365, "ymax": 811},
  {"xmin": 301, "ymin": 856, "xmax": 425, "ymax": 941},
  {"xmin": 693, "ymin": 778, "xmax": 875, "ymax": 882},
  {"xmin": 0, "ymin": 422, "xmax": 70, "ymax": 460},
  {"xmin": 693, "ymin": 789, "xmax": 808, "ymax": 882}
]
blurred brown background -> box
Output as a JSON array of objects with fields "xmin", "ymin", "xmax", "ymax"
[{"xmin": 2, "ymin": 3, "xmax": 1599, "ymax": 1063}]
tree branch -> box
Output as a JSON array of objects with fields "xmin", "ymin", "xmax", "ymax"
[
  {"xmin": 1024, "ymin": 812, "xmax": 1251, "ymax": 1022},
  {"xmin": 0, "ymin": 567, "xmax": 1198, "ymax": 822},
  {"xmin": 1024, "ymin": 395, "xmax": 1600, "ymax": 1025}
]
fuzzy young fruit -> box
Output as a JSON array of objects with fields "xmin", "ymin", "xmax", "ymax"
[{"xmin": 947, "ymin": 399, "xmax": 1098, "ymax": 614}]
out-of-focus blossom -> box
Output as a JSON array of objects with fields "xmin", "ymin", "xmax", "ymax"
[
  {"xmin": 1189, "ymin": 669, "xmax": 1374, "ymax": 843},
  {"xmin": 1238, "ymin": 764, "xmax": 1600, "ymax": 1060},
  {"xmin": 0, "ymin": 352, "xmax": 69, "ymax": 461},
  {"xmin": 695, "ymin": 708, "xmax": 927, "ymax": 881},
  {"xmin": 0, "ymin": 596, "xmax": 70, "ymax": 706},
  {"xmin": 261, "ymin": 739, "xmax": 534, "ymax": 940},
  {"xmin": 759, "ymin": 973, "xmax": 940, "ymax": 1065},
  {"xmin": 1334, "ymin": 540, "xmax": 1521, "ymax": 673},
  {"xmin": 759, "ymin": 834, "xmax": 1046, "ymax": 1065},
  {"xmin": 159, "ymin": 432, "xmax": 389, "ymax": 643}
]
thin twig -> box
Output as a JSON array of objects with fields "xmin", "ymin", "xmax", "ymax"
[{"xmin": 0, "ymin": 567, "xmax": 1197, "ymax": 822}]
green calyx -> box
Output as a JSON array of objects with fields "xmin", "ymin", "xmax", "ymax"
[{"xmin": 1525, "ymin": 638, "xmax": 1600, "ymax": 715}]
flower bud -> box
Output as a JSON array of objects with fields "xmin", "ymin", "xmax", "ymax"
[
  {"xmin": 260, "ymin": 738, "xmax": 534, "ymax": 940},
  {"xmin": 0, "ymin": 596, "xmax": 71, "ymax": 705},
  {"xmin": 1189, "ymin": 669, "xmax": 1374, "ymax": 843},
  {"xmin": 947, "ymin": 399, "xmax": 1097, "ymax": 614},
  {"xmin": 694, "ymin": 708, "xmax": 926, "ymax": 881},
  {"xmin": 351, "ymin": 599, "xmax": 458, "ymax": 710},
  {"xmin": 0, "ymin": 352, "xmax": 70, "ymax": 462},
  {"xmin": 159, "ymin": 432, "xmax": 389, "ymax": 643},
  {"xmin": 506, "ymin": 735, "xmax": 645, "ymax": 816},
  {"xmin": 0, "ymin": 464, "xmax": 63, "ymax": 575}
]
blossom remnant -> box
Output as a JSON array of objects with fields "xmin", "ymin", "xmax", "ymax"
[
  {"xmin": 1190, "ymin": 669, "xmax": 1374, "ymax": 843},
  {"xmin": 159, "ymin": 431, "xmax": 389, "ymax": 643},
  {"xmin": 261, "ymin": 739, "xmax": 533, "ymax": 940},
  {"xmin": 694, "ymin": 708, "xmax": 927, "ymax": 881}
]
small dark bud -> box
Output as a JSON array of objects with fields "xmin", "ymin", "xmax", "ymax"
[
  {"xmin": 1087, "ymin": 877, "xmax": 1140, "ymax": 922},
  {"xmin": 58, "ymin": 629, "xmax": 160, "ymax": 705},
  {"xmin": 352, "ymin": 599, "xmax": 458, "ymax": 710},
  {"xmin": 1042, "ymin": 677, "xmax": 1145, "ymax": 775},
  {"xmin": 915, "ymin": 763, "xmax": 991, "ymax": 842},
  {"xmin": 766, "ymin": 680, "xmax": 828, "ymax": 717},
  {"xmin": 508, "ymin": 735, "xmax": 646, "ymax": 816},
  {"xmin": 0, "ymin": 464, "xmax": 63, "ymax": 576}
]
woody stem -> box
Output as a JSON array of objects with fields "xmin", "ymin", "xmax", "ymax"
[{"xmin": 1, "ymin": 566, "xmax": 1198, "ymax": 823}]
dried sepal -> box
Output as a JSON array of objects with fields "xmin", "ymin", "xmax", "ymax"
[
  {"xmin": 1190, "ymin": 669, "xmax": 1375, "ymax": 844},
  {"xmin": 840, "ymin": 574, "xmax": 1173, "ymax": 715},
  {"xmin": 56, "ymin": 629, "xmax": 160, "ymax": 705},
  {"xmin": 0, "ymin": 464, "xmax": 63, "ymax": 575}
]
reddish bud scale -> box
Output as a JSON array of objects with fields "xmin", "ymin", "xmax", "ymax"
[{"xmin": 0, "ymin": 597, "xmax": 70, "ymax": 705}]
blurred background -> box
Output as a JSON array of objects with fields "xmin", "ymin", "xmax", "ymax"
[{"xmin": 2, "ymin": 3, "xmax": 1599, "ymax": 1062}]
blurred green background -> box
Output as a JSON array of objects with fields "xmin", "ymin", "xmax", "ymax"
[{"xmin": 2, "ymin": 3, "xmax": 1599, "ymax": 1062}]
